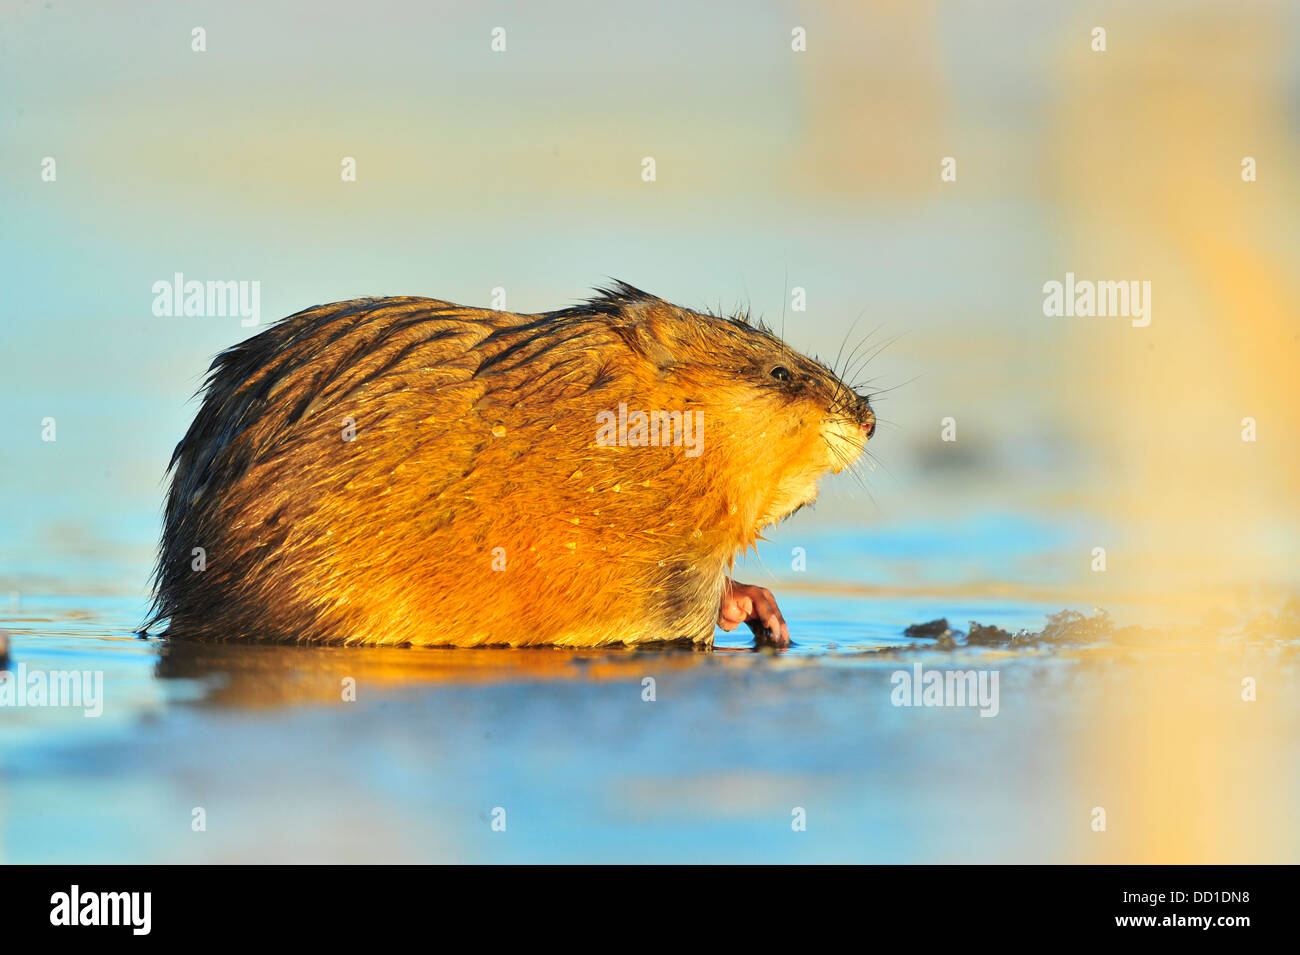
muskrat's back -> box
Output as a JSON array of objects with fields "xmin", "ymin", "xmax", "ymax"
[{"xmin": 150, "ymin": 284, "xmax": 875, "ymax": 646}]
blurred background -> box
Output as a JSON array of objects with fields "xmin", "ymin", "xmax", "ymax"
[{"xmin": 1, "ymin": 0, "xmax": 1297, "ymax": 863}]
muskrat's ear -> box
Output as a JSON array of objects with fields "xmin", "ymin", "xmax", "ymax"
[{"xmin": 616, "ymin": 314, "xmax": 678, "ymax": 370}]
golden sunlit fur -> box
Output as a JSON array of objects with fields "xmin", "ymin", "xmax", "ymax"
[{"xmin": 149, "ymin": 283, "xmax": 874, "ymax": 646}]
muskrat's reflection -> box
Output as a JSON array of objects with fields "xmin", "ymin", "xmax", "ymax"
[{"xmin": 155, "ymin": 638, "xmax": 712, "ymax": 707}]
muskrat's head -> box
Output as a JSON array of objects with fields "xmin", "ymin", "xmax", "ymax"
[{"xmin": 590, "ymin": 283, "xmax": 876, "ymax": 539}]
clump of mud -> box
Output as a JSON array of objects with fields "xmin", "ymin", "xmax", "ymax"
[
  {"xmin": 901, "ymin": 609, "xmax": 1123, "ymax": 651},
  {"xmin": 899, "ymin": 599, "xmax": 1300, "ymax": 653}
]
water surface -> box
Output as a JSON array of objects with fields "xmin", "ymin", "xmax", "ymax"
[{"xmin": 4, "ymin": 563, "xmax": 1295, "ymax": 864}]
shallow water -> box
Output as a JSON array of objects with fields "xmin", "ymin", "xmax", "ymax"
[{"xmin": 3, "ymin": 569, "xmax": 1296, "ymax": 863}]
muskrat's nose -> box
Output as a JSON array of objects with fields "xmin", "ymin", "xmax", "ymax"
[{"xmin": 858, "ymin": 394, "xmax": 876, "ymax": 439}]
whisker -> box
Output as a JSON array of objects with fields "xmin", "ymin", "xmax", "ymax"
[
  {"xmin": 832, "ymin": 309, "xmax": 868, "ymax": 381},
  {"xmin": 851, "ymin": 373, "xmax": 924, "ymax": 399},
  {"xmin": 844, "ymin": 333, "xmax": 901, "ymax": 388},
  {"xmin": 837, "ymin": 323, "xmax": 885, "ymax": 383}
]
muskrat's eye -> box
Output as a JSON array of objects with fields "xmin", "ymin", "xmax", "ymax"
[{"xmin": 770, "ymin": 366, "xmax": 791, "ymax": 381}]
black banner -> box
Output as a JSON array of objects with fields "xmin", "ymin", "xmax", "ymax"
[{"xmin": 2, "ymin": 865, "xmax": 1286, "ymax": 941}]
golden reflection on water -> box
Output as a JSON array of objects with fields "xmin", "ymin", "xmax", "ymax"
[
  {"xmin": 154, "ymin": 638, "xmax": 714, "ymax": 707},
  {"xmin": 1073, "ymin": 639, "xmax": 1298, "ymax": 864}
]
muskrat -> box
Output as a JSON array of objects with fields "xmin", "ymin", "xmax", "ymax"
[{"xmin": 147, "ymin": 282, "xmax": 875, "ymax": 648}]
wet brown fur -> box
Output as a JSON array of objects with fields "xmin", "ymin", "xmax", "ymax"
[{"xmin": 148, "ymin": 283, "xmax": 874, "ymax": 646}]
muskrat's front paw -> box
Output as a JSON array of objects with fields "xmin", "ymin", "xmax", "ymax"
[{"xmin": 718, "ymin": 579, "xmax": 790, "ymax": 647}]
